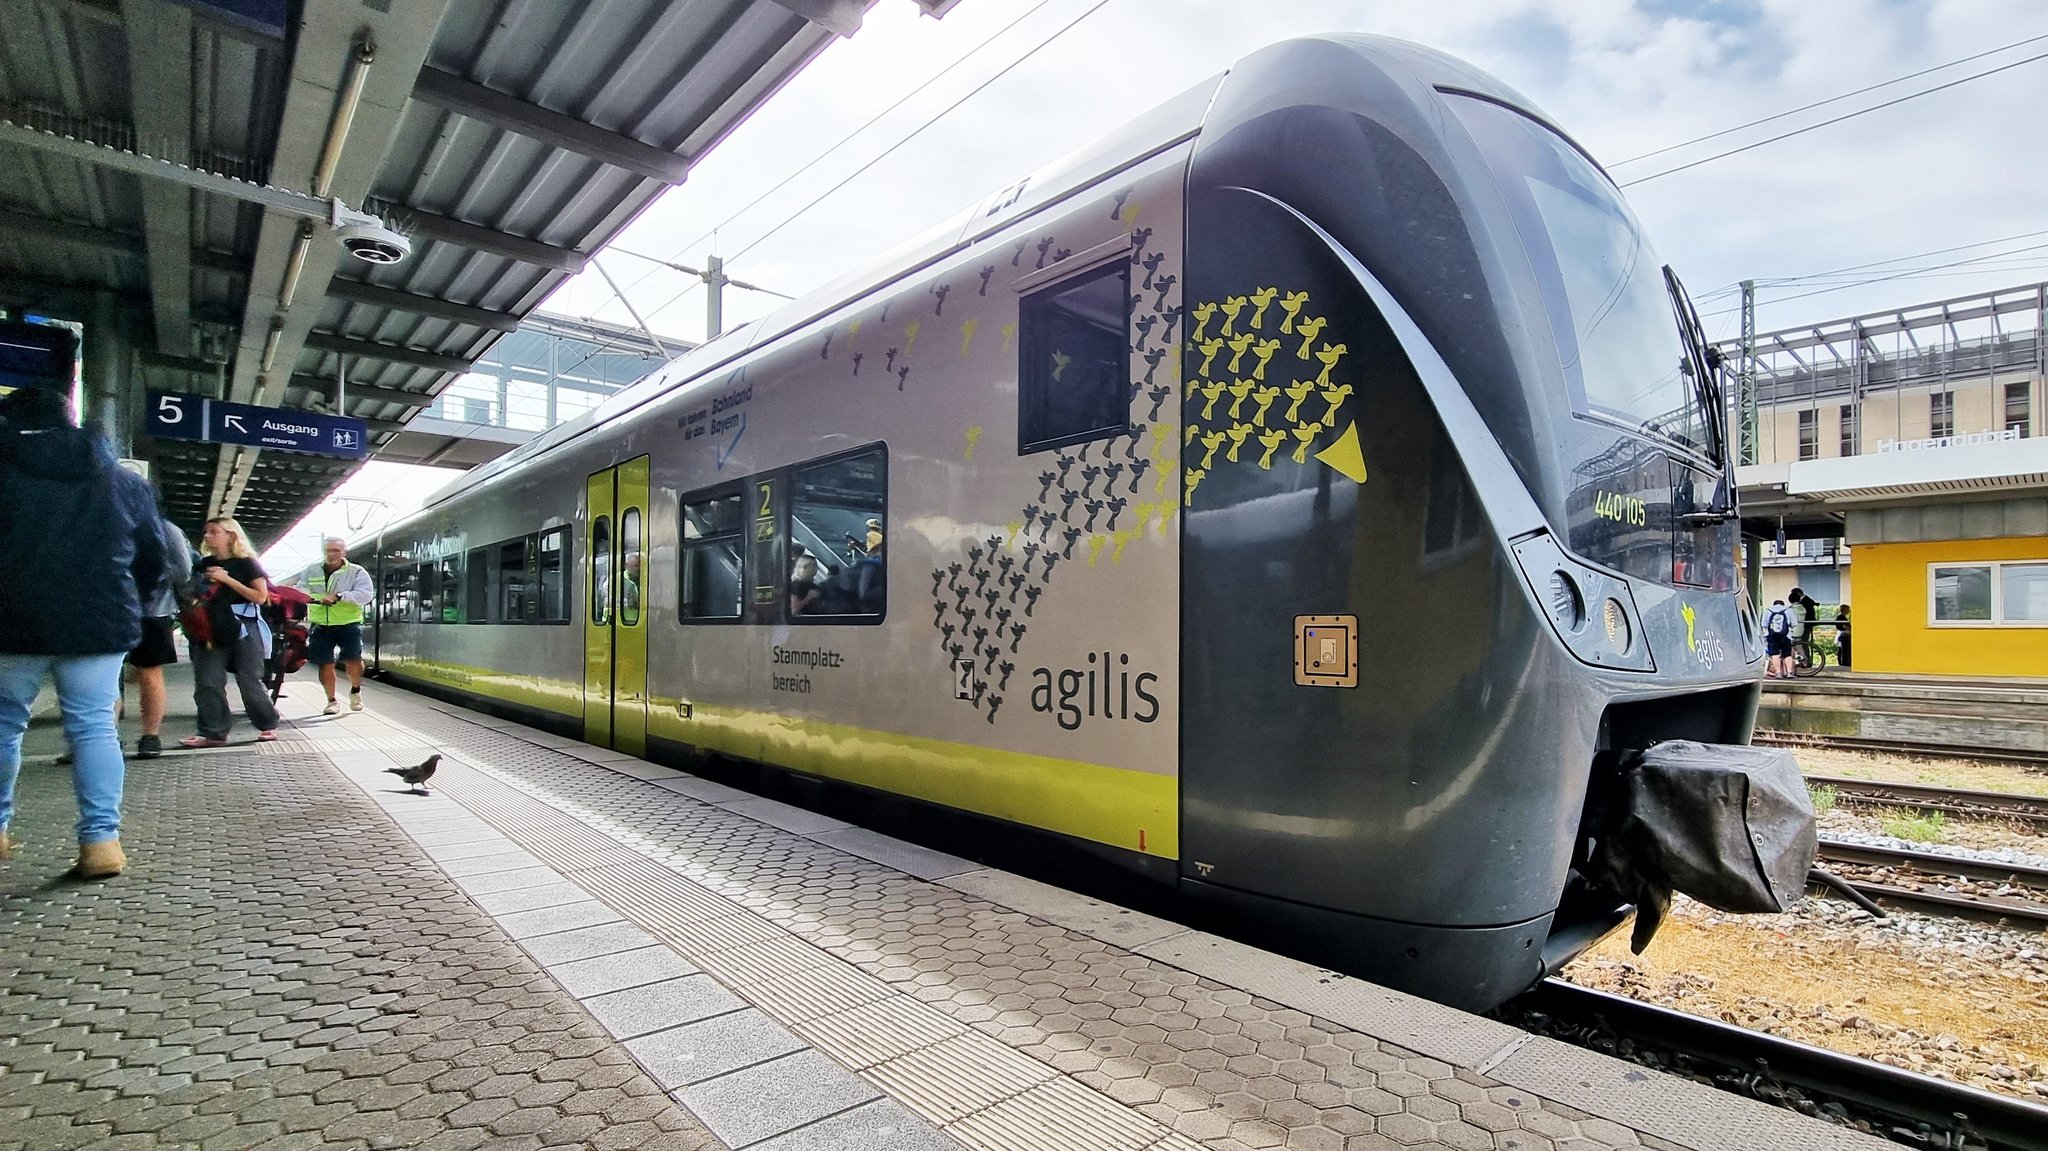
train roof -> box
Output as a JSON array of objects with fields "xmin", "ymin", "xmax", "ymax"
[{"xmin": 386, "ymin": 34, "xmax": 1569, "ymax": 536}]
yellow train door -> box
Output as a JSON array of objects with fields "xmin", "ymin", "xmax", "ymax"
[{"xmin": 582, "ymin": 456, "xmax": 649, "ymax": 755}]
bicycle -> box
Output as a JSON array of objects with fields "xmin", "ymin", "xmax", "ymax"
[{"xmin": 1789, "ymin": 634, "xmax": 1829, "ymax": 677}]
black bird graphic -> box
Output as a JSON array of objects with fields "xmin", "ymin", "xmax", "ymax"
[
  {"xmin": 930, "ymin": 282, "xmax": 950, "ymax": 315},
  {"xmin": 1036, "ymin": 510, "xmax": 1057, "ymax": 537},
  {"xmin": 985, "ymin": 694, "xmax": 1003, "ymax": 723},
  {"xmin": 1035, "ymin": 236, "xmax": 1055, "ymax": 269},
  {"xmin": 1106, "ymin": 495, "xmax": 1127, "ymax": 530},
  {"xmin": 967, "ymin": 544, "xmax": 984, "ymax": 569},
  {"xmin": 851, "ymin": 352, "xmax": 863, "ymax": 376},
  {"xmin": 1142, "ymin": 350, "xmax": 1168, "ymax": 389},
  {"xmin": 1159, "ymin": 304, "xmax": 1184, "ymax": 343},
  {"xmin": 386, "ymin": 755, "xmax": 440, "ymax": 795},
  {"xmin": 939, "ymin": 621, "xmax": 956, "ymax": 648},
  {"xmin": 1012, "ymin": 240, "xmax": 1028, "ymax": 266},
  {"xmin": 1129, "ymin": 458, "xmax": 1152, "ymax": 492},
  {"xmin": 997, "ymin": 554, "xmax": 1015, "ymax": 580},
  {"xmin": 885, "ymin": 347, "xmax": 899, "ymax": 372},
  {"xmin": 1037, "ymin": 470, "xmax": 1057, "ymax": 500},
  {"xmin": 931, "ymin": 568, "xmax": 946, "ymax": 598},
  {"xmin": 1007, "ymin": 571, "xmax": 1026, "ymax": 603},
  {"xmin": 1130, "ymin": 226, "xmax": 1153, "ymax": 260},
  {"xmin": 1056, "ymin": 454, "xmax": 1078, "ymax": 481},
  {"xmin": 1042, "ymin": 551, "xmax": 1062, "ymax": 579},
  {"xmin": 1141, "ymin": 252, "xmax": 1165, "ymax": 290},
  {"xmin": 1061, "ymin": 527, "xmax": 1082, "ymax": 559},
  {"xmin": 820, "ymin": 333, "xmax": 831, "ymax": 359},
  {"xmin": 1133, "ymin": 315, "xmax": 1158, "ymax": 349},
  {"xmin": 933, "ymin": 600, "xmax": 948, "ymax": 628},
  {"xmin": 1021, "ymin": 542, "xmax": 1040, "ymax": 566},
  {"xmin": 1102, "ymin": 462, "xmax": 1125, "ymax": 491},
  {"xmin": 1081, "ymin": 465, "xmax": 1101, "ymax": 497},
  {"xmin": 1109, "ymin": 188, "xmax": 1131, "ymax": 221},
  {"xmin": 1011, "ymin": 617, "xmax": 1029, "ymax": 647},
  {"xmin": 985, "ymin": 534, "xmax": 1003, "ymax": 554},
  {"xmin": 1128, "ymin": 292, "xmax": 1143, "ymax": 317},
  {"xmin": 999, "ymin": 659, "xmax": 1016, "ymax": 691},
  {"xmin": 1022, "ymin": 586, "xmax": 1043, "ymax": 619},
  {"xmin": 1083, "ymin": 499, "xmax": 1104, "ymax": 532},
  {"xmin": 1058, "ymin": 489, "xmax": 1081, "ymax": 520},
  {"xmin": 1054, "ymin": 248, "xmax": 1072, "ymax": 262},
  {"xmin": 973, "ymin": 626, "xmax": 990, "ymax": 661},
  {"xmin": 897, "ymin": 365, "xmax": 910, "ymax": 391},
  {"xmin": 982, "ymin": 643, "xmax": 998, "ymax": 676},
  {"xmin": 1151, "ymin": 274, "xmax": 1177, "ymax": 311},
  {"xmin": 1145, "ymin": 384, "xmax": 1171, "ymax": 420},
  {"xmin": 979, "ymin": 265, "xmax": 996, "ymax": 295},
  {"xmin": 993, "ymin": 606, "xmax": 1012, "ymax": 633}
]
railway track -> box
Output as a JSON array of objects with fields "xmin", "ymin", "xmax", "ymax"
[
  {"xmin": 1806, "ymin": 774, "xmax": 2048, "ymax": 829},
  {"xmin": 1814, "ymin": 839, "xmax": 2048, "ymax": 931},
  {"xmin": 1757, "ymin": 731, "xmax": 2048, "ymax": 772},
  {"xmin": 1508, "ymin": 979, "xmax": 2048, "ymax": 1151}
]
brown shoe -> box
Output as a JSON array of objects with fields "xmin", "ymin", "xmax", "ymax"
[{"xmin": 74, "ymin": 838, "xmax": 125, "ymax": 879}]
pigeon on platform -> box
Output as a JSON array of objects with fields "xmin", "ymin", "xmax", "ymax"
[{"xmin": 385, "ymin": 755, "xmax": 440, "ymax": 795}]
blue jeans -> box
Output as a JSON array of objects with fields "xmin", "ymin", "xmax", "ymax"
[{"xmin": 0, "ymin": 651, "xmax": 127, "ymax": 845}]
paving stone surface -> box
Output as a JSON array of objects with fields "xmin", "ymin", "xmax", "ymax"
[
  {"xmin": 368, "ymin": 700, "xmax": 1680, "ymax": 1151},
  {"xmin": 0, "ymin": 745, "xmax": 726, "ymax": 1151}
]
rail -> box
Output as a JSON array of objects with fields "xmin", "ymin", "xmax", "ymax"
[
  {"xmin": 1814, "ymin": 839, "xmax": 2048, "ymax": 931},
  {"xmin": 1806, "ymin": 774, "xmax": 2048, "ymax": 829},
  {"xmin": 1510, "ymin": 979, "xmax": 2048, "ymax": 1151}
]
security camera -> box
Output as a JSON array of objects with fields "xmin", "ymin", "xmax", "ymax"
[{"xmin": 338, "ymin": 220, "xmax": 411, "ymax": 265}]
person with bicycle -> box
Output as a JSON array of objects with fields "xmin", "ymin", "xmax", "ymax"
[{"xmin": 1764, "ymin": 596, "xmax": 1795, "ymax": 678}]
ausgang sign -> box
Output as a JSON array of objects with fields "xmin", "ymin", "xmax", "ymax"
[{"xmin": 145, "ymin": 390, "xmax": 368, "ymax": 460}]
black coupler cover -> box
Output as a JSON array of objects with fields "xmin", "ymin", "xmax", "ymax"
[{"xmin": 1582, "ymin": 741, "xmax": 1818, "ymax": 953}]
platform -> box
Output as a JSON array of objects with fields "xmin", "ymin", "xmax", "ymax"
[
  {"xmin": 1758, "ymin": 670, "xmax": 2048, "ymax": 756},
  {"xmin": 2, "ymin": 668, "xmax": 1895, "ymax": 1151}
]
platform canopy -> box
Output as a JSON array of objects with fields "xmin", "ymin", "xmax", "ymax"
[{"xmin": 0, "ymin": 0, "xmax": 959, "ymax": 546}]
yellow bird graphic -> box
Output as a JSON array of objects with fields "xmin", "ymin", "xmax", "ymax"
[
  {"xmin": 1223, "ymin": 424, "xmax": 1252, "ymax": 462},
  {"xmin": 1196, "ymin": 381, "xmax": 1227, "ymax": 420},
  {"xmin": 1249, "ymin": 337, "xmax": 1283, "ymax": 380},
  {"xmin": 1313, "ymin": 342, "xmax": 1348, "ymax": 387},
  {"xmin": 1278, "ymin": 290, "xmax": 1310, "ymax": 332},
  {"xmin": 1191, "ymin": 301, "xmax": 1218, "ymax": 343},
  {"xmin": 1195, "ymin": 336, "xmax": 1227, "ymax": 377},
  {"xmin": 1281, "ymin": 379, "xmax": 1317, "ymax": 422},
  {"xmin": 1249, "ymin": 385, "xmax": 1281, "ymax": 426},
  {"xmin": 964, "ymin": 425, "xmax": 983, "ymax": 460},
  {"xmin": 1224, "ymin": 332, "xmax": 1255, "ymax": 374},
  {"xmin": 1290, "ymin": 420, "xmax": 1326, "ymax": 464},
  {"xmin": 1295, "ymin": 316, "xmax": 1327, "ymax": 358},
  {"xmin": 1197, "ymin": 429, "xmax": 1228, "ymax": 469},
  {"xmin": 1051, "ymin": 350, "xmax": 1072, "ymax": 381},
  {"xmin": 1224, "ymin": 379, "xmax": 1255, "ymax": 420},
  {"xmin": 1248, "ymin": 286, "xmax": 1278, "ymax": 329},
  {"xmin": 1255, "ymin": 428, "xmax": 1288, "ymax": 469},
  {"xmin": 1218, "ymin": 295, "xmax": 1247, "ymax": 337},
  {"xmin": 1317, "ymin": 383, "xmax": 1353, "ymax": 427}
]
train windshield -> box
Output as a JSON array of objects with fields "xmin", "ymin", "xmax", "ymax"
[{"xmin": 1448, "ymin": 95, "xmax": 1712, "ymax": 456}]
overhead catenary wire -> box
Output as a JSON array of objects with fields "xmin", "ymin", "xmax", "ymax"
[
  {"xmin": 533, "ymin": 0, "xmax": 1119, "ymax": 396},
  {"xmin": 1618, "ymin": 47, "xmax": 2048, "ymax": 187},
  {"xmin": 1700, "ymin": 240, "xmax": 2048, "ymax": 319},
  {"xmin": 1691, "ymin": 227, "xmax": 2048, "ymax": 302},
  {"xmin": 1609, "ymin": 30, "xmax": 2048, "ymax": 167}
]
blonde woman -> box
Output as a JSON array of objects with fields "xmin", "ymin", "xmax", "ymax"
[{"xmin": 182, "ymin": 517, "xmax": 280, "ymax": 746}]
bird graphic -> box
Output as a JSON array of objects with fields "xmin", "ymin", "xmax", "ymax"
[
  {"xmin": 1249, "ymin": 385, "xmax": 1282, "ymax": 426},
  {"xmin": 999, "ymin": 659, "xmax": 1017, "ymax": 691},
  {"xmin": 1255, "ymin": 428, "xmax": 1288, "ymax": 469},
  {"xmin": 1195, "ymin": 381, "xmax": 1227, "ymax": 420},
  {"xmin": 1183, "ymin": 466, "xmax": 1207, "ymax": 501},
  {"xmin": 1111, "ymin": 526, "xmax": 1141, "ymax": 564},
  {"xmin": 1317, "ymin": 383, "xmax": 1354, "ymax": 426},
  {"xmin": 960, "ymin": 318, "xmax": 980, "ymax": 357},
  {"xmin": 1223, "ymin": 424, "xmax": 1252, "ymax": 463},
  {"xmin": 933, "ymin": 600, "xmax": 948, "ymax": 628},
  {"xmin": 929, "ymin": 282, "xmax": 951, "ymax": 315},
  {"xmin": 979, "ymin": 265, "xmax": 996, "ymax": 295},
  {"xmin": 1105, "ymin": 494, "xmax": 1127, "ymax": 530},
  {"xmin": 1185, "ymin": 422, "xmax": 1202, "ymax": 446},
  {"xmin": 1197, "ymin": 429, "xmax": 1227, "ymax": 469},
  {"xmin": 1129, "ymin": 457, "xmax": 1152, "ymax": 492},
  {"xmin": 1313, "ymin": 342, "xmax": 1348, "ymax": 387},
  {"xmin": 985, "ymin": 694, "xmax": 1003, "ymax": 723},
  {"xmin": 885, "ymin": 347, "xmax": 899, "ymax": 372},
  {"xmin": 1012, "ymin": 240, "xmax": 1028, "ymax": 266},
  {"xmin": 931, "ymin": 568, "xmax": 947, "ymax": 598},
  {"xmin": 1081, "ymin": 464, "xmax": 1102, "ymax": 497},
  {"xmin": 1052, "ymin": 350, "xmax": 1073, "ymax": 381},
  {"xmin": 1145, "ymin": 385, "xmax": 1172, "ymax": 421},
  {"xmin": 897, "ymin": 365, "xmax": 910, "ymax": 391},
  {"xmin": 1087, "ymin": 534, "xmax": 1108, "ymax": 568},
  {"xmin": 1082, "ymin": 499, "xmax": 1104, "ymax": 532},
  {"xmin": 820, "ymin": 333, "xmax": 831, "ymax": 360},
  {"xmin": 1295, "ymin": 316, "xmax": 1327, "ymax": 358},
  {"xmin": 1150, "ymin": 274, "xmax": 1176, "ymax": 311},
  {"xmin": 851, "ymin": 352, "xmax": 863, "ymax": 376},
  {"xmin": 1141, "ymin": 348, "xmax": 1168, "ymax": 388},
  {"xmin": 1279, "ymin": 290, "xmax": 1310, "ymax": 332},
  {"xmin": 1060, "ymin": 527, "xmax": 1082, "ymax": 560},
  {"xmin": 1195, "ymin": 337, "xmax": 1226, "ymax": 378},
  {"xmin": 1133, "ymin": 314, "xmax": 1158, "ymax": 349},
  {"xmin": 1248, "ymin": 286, "xmax": 1279, "ymax": 328},
  {"xmin": 1130, "ymin": 225, "xmax": 1153, "ymax": 258},
  {"xmin": 1224, "ymin": 380, "xmax": 1255, "ymax": 420},
  {"xmin": 1035, "ymin": 236, "xmax": 1055, "ymax": 269},
  {"xmin": 1157, "ymin": 498, "xmax": 1180, "ymax": 532},
  {"xmin": 1159, "ymin": 304, "xmax": 1184, "ymax": 345},
  {"xmin": 1141, "ymin": 251, "xmax": 1166, "ymax": 290},
  {"xmin": 1224, "ymin": 332, "xmax": 1256, "ymax": 374},
  {"xmin": 1037, "ymin": 471, "xmax": 1057, "ymax": 501},
  {"xmin": 1282, "ymin": 379, "xmax": 1318, "ymax": 422},
  {"xmin": 1249, "ymin": 337, "xmax": 1283, "ymax": 381},
  {"xmin": 1007, "ymin": 570, "xmax": 1026, "ymax": 603},
  {"xmin": 1110, "ymin": 188, "xmax": 1131, "ymax": 222},
  {"xmin": 1021, "ymin": 587, "xmax": 1042, "ymax": 619},
  {"xmin": 965, "ymin": 425, "xmax": 983, "ymax": 460},
  {"xmin": 1290, "ymin": 421, "xmax": 1327, "ymax": 464},
  {"xmin": 904, "ymin": 320, "xmax": 922, "ymax": 354},
  {"xmin": 1218, "ymin": 295, "xmax": 1247, "ymax": 337},
  {"xmin": 385, "ymin": 755, "xmax": 440, "ymax": 795},
  {"xmin": 1191, "ymin": 301, "xmax": 1217, "ymax": 343}
]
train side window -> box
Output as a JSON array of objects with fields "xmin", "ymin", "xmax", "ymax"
[
  {"xmin": 681, "ymin": 491, "xmax": 743, "ymax": 621},
  {"xmin": 789, "ymin": 446, "xmax": 887, "ymax": 622},
  {"xmin": 439, "ymin": 555, "xmax": 463, "ymax": 624},
  {"xmin": 416, "ymin": 562, "xmax": 438, "ymax": 624},
  {"xmin": 498, "ymin": 537, "xmax": 532, "ymax": 623},
  {"xmin": 1018, "ymin": 259, "xmax": 1129, "ymax": 454},
  {"xmin": 619, "ymin": 507, "xmax": 643, "ymax": 626},
  {"xmin": 466, "ymin": 547, "xmax": 490, "ymax": 623},
  {"xmin": 591, "ymin": 515, "xmax": 611, "ymax": 625},
  {"xmin": 538, "ymin": 527, "xmax": 568, "ymax": 622}
]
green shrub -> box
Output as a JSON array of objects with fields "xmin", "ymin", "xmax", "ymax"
[
  {"xmin": 1881, "ymin": 809, "xmax": 1947, "ymax": 843},
  {"xmin": 1810, "ymin": 784, "xmax": 1838, "ymax": 816}
]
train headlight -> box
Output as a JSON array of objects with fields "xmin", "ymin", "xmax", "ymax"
[
  {"xmin": 1548, "ymin": 571, "xmax": 1586, "ymax": 633},
  {"xmin": 1601, "ymin": 597, "xmax": 1632, "ymax": 655}
]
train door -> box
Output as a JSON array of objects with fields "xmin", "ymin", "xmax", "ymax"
[{"xmin": 583, "ymin": 456, "xmax": 650, "ymax": 755}]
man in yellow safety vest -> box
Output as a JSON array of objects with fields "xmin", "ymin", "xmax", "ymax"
[{"xmin": 307, "ymin": 537, "xmax": 374, "ymax": 715}]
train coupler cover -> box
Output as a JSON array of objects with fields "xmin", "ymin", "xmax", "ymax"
[{"xmin": 1581, "ymin": 741, "xmax": 1818, "ymax": 952}]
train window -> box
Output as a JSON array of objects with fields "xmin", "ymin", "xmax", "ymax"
[
  {"xmin": 681, "ymin": 491, "xmax": 743, "ymax": 621},
  {"xmin": 789, "ymin": 446, "xmax": 887, "ymax": 622},
  {"xmin": 466, "ymin": 548, "xmax": 490, "ymax": 623},
  {"xmin": 438, "ymin": 555, "xmax": 462, "ymax": 624},
  {"xmin": 591, "ymin": 515, "xmax": 611, "ymax": 625},
  {"xmin": 1018, "ymin": 259, "xmax": 1130, "ymax": 454},
  {"xmin": 619, "ymin": 508, "xmax": 643, "ymax": 626},
  {"xmin": 538, "ymin": 527, "xmax": 569, "ymax": 623},
  {"xmin": 498, "ymin": 537, "xmax": 532, "ymax": 623}
]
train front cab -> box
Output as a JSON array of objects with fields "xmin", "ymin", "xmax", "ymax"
[{"xmin": 1175, "ymin": 36, "xmax": 1765, "ymax": 1011}]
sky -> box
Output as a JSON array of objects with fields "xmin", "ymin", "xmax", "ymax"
[{"xmin": 264, "ymin": 0, "xmax": 2048, "ymax": 571}]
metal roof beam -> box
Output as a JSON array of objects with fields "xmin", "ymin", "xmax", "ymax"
[
  {"xmin": 394, "ymin": 207, "xmax": 586, "ymax": 273},
  {"xmin": 410, "ymin": 66, "xmax": 688, "ymax": 184},
  {"xmin": 0, "ymin": 207, "xmax": 245, "ymax": 277},
  {"xmin": 121, "ymin": 0, "xmax": 196, "ymax": 356},
  {"xmin": 302, "ymin": 331, "xmax": 473, "ymax": 374},
  {"xmin": 766, "ymin": 0, "xmax": 866, "ymax": 36},
  {"xmin": 287, "ymin": 372, "xmax": 433, "ymax": 410},
  {"xmin": 323, "ymin": 276, "xmax": 519, "ymax": 332}
]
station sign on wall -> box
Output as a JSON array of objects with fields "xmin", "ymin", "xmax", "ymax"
[{"xmin": 145, "ymin": 390, "xmax": 368, "ymax": 460}]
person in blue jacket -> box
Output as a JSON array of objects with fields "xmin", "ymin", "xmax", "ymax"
[{"xmin": 0, "ymin": 385, "xmax": 164, "ymax": 879}]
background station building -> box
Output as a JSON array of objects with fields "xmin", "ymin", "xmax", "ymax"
[{"xmin": 1726, "ymin": 281, "xmax": 2048, "ymax": 677}]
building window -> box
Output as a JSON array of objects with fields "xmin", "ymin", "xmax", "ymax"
[
  {"xmin": 537, "ymin": 527, "xmax": 569, "ymax": 622},
  {"xmin": 1838, "ymin": 404, "xmax": 1854, "ymax": 457},
  {"xmin": 1796, "ymin": 409, "xmax": 1818, "ymax": 460},
  {"xmin": 790, "ymin": 446, "xmax": 887, "ymax": 621},
  {"xmin": 1929, "ymin": 390, "xmax": 1954, "ymax": 439},
  {"xmin": 1018, "ymin": 259, "xmax": 1130, "ymax": 454},
  {"xmin": 2006, "ymin": 381, "xmax": 2032, "ymax": 438},
  {"xmin": 1930, "ymin": 561, "xmax": 2048, "ymax": 626},
  {"xmin": 680, "ymin": 490, "xmax": 744, "ymax": 621}
]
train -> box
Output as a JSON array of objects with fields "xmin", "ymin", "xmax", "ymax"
[{"xmin": 359, "ymin": 35, "xmax": 1792, "ymax": 1011}]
